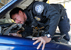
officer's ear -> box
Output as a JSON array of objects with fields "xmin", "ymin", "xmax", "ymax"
[{"xmin": 18, "ymin": 10, "xmax": 22, "ymax": 15}]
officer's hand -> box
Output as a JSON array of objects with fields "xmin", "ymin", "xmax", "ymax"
[
  {"xmin": 9, "ymin": 33, "xmax": 22, "ymax": 37},
  {"xmin": 32, "ymin": 36, "xmax": 51, "ymax": 50}
]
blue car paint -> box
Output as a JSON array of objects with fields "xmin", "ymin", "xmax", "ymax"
[{"xmin": 0, "ymin": 35, "xmax": 71, "ymax": 50}]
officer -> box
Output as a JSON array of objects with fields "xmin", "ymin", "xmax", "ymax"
[{"xmin": 10, "ymin": 1, "xmax": 60, "ymax": 50}]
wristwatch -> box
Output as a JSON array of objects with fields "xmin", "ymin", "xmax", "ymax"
[{"xmin": 45, "ymin": 34, "xmax": 51, "ymax": 38}]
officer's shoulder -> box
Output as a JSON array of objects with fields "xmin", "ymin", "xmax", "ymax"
[
  {"xmin": 31, "ymin": 1, "xmax": 49, "ymax": 5},
  {"xmin": 31, "ymin": 1, "xmax": 50, "ymax": 9}
]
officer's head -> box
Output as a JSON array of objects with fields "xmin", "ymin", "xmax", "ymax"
[{"xmin": 10, "ymin": 7, "xmax": 27, "ymax": 24}]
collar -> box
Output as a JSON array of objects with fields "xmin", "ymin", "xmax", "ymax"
[{"xmin": 23, "ymin": 9, "xmax": 31, "ymax": 25}]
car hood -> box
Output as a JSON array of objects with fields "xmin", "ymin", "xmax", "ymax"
[
  {"xmin": 0, "ymin": 0, "xmax": 23, "ymax": 18},
  {"xmin": 0, "ymin": 35, "xmax": 71, "ymax": 50}
]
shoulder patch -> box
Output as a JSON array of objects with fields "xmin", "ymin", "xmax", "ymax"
[{"xmin": 35, "ymin": 4, "xmax": 44, "ymax": 14}]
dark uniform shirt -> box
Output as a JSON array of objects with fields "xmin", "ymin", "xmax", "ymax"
[
  {"xmin": 21, "ymin": 1, "xmax": 60, "ymax": 38},
  {"xmin": 50, "ymin": 4, "xmax": 70, "ymax": 41}
]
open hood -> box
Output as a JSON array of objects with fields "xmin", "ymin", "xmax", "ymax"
[{"xmin": 0, "ymin": 0, "xmax": 23, "ymax": 18}]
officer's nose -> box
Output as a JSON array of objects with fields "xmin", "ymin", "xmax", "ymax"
[{"xmin": 20, "ymin": 22, "xmax": 24, "ymax": 24}]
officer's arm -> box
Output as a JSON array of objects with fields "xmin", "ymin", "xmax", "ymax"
[
  {"xmin": 44, "ymin": 5, "xmax": 60, "ymax": 38},
  {"xmin": 30, "ymin": 2, "xmax": 60, "ymax": 50},
  {"xmin": 29, "ymin": 1, "xmax": 60, "ymax": 38}
]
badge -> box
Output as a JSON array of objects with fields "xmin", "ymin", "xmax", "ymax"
[
  {"xmin": 35, "ymin": 4, "xmax": 44, "ymax": 14},
  {"xmin": 35, "ymin": 16, "xmax": 41, "ymax": 21}
]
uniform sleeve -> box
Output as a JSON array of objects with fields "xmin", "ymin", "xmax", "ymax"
[{"xmin": 43, "ymin": 4, "xmax": 60, "ymax": 38}]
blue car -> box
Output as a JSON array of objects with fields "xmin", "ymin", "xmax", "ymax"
[
  {"xmin": 0, "ymin": 35, "xmax": 71, "ymax": 50},
  {"xmin": 0, "ymin": 0, "xmax": 71, "ymax": 50}
]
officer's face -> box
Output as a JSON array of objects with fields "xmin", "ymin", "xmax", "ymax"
[{"xmin": 12, "ymin": 10, "xmax": 27, "ymax": 24}]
